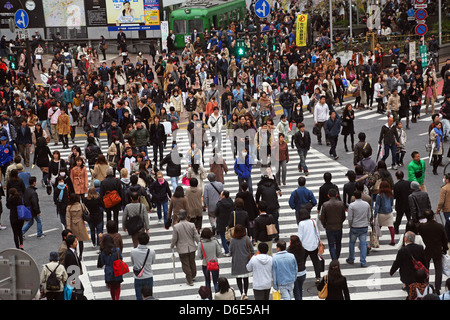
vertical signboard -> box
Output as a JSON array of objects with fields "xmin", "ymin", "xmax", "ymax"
[
  {"xmin": 296, "ymin": 14, "xmax": 307, "ymax": 47},
  {"xmin": 161, "ymin": 20, "xmax": 168, "ymax": 51}
]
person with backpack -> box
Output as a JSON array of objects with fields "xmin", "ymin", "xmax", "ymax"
[
  {"xmin": 407, "ymin": 269, "xmax": 435, "ymax": 300},
  {"xmin": 40, "ymin": 251, "xmax": 68, "ymax": 300}
]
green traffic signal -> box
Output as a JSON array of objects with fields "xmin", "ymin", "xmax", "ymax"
[
  {"xmin": 236, "ymin": 40, "xmax": 245, "ymax": 56},
  {"xmin": 238, "ymin": 47, "xmax": 244, "ymax": 56},
  {"xmin": 7, "ymin": 53, "xmax": 18, "ymax": 70}
]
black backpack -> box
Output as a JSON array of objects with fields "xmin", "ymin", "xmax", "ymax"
[{"xmin": 46, "ymin": 263, "xmax": 61, "ymax": 291}]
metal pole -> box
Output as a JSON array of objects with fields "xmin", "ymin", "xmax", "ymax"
[
  {"xmin": 330, "ymin": 0, "xmax": 333, "ymax": 52},
  {"xmin": 349, "ymin": 0, "xmax": 352, "ymax": 39},
  {"xmin": 439, "ymin": 0, "xmax": 442, "ymax": 47}
]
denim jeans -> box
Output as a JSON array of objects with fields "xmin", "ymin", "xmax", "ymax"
[
  {"xmin": 442, "ymin": 119, "xmax": 450, "ymax": 138},
  {"xmin": 170, "ymin": 176, "xmax": 179, "ymax": 192},
  {"xmin": 134, "ymin": 277, "xmax": 153, "ymax": 300},
  {"xmin": 219, "ymin": 232, "xmax": 230, "ymax": 254},
  {"xmin": 88, "ymin": 220, "xmax": 104, "ymax": 247},
  {"xmin": 22, "ymin": 216, "xmax": 43, "ymax": 237},
  {"xmin": 156, "ymin": 201, "xmax": 168, "ymax": 224},
  {"xmin": 202, "ymin": 265, "xmax": 219, "ymax": 293},
  {"xmin": 293, "ymin": 274, "xmax": 306, "ymax": 300},
  {"xmin": 382, "ymin": 143, "xmax": 397, "ymax": 167},
  {"xmin": 348, "ymin": 227, "xmax": 368, "ymax": 266},
  {"xmin": 326, "ymin": 229, "xmax": 343, "ymax": 260},
  {"xmin": 278, "ymin": 283, "xmax": 295, "ymax": 300},
  {"xmin": 297, "ymin": 148, "xmax": 308, "ymax": 172},
  {"xmin": 138, "ymin": 145, "xmax": 148, "ymax": 158}
]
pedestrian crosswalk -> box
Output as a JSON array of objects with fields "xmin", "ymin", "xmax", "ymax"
[{"xmin": 44, "ymin": 118, "xmax": 439, "ymax": 301}]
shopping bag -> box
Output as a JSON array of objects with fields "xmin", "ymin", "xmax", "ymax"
[
  {"xmin": 272, "ymin": 289, "xmax": 281, "ymax": 300},
  {"xmin": 443, "ymin": 254, "xmax": 450, "ymax": 277}
]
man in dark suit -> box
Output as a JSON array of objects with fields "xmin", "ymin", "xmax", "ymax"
[
  {"xmin": 389, "ymin": 231, "xmax": 426, "ymax": 291},
  {"xmin": 393, "ymin": 170, "xmax": 412, "ymax": 234},
  {"xmin": 418, "ymin": 210, "xmax": 449, "ymax": 295},
  {"xmin": 64, "ymin": 234, "xmax": 85, "ymax": 299}
]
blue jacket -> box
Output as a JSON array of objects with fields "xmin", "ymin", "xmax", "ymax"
[
  {"xmin": 325, "ymin": 115, "xmax": 341, "ymax": 137},
  {"xmin": 0, "ymin": 143, "xmax": 13, "ymax": 166},
  {"xmin": 374, "ymin": 193, "xmax": 394, "ymax": 216},
  {"xmin": 234, "ymin": 155, "xmax": 253, "ymax": 179},
  {"xmin": 289, "ymin": 187, "xmax": 317, "ymax": 211},
  {"xmin": 272, "ymin": 251, "xmax": 297, "ymax": 289}
]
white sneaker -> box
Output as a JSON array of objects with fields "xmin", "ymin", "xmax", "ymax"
[
  {"xmin": 0, "ymin": 225, "xmax": 6, "ymax": 230},
  {"xmin": 158, "ymin": 219, "xmax": 162, "ymax": 224}
]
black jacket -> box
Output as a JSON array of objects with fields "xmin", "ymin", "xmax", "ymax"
[
  {"xmin": 149, "ymin": 123, "xmax": 167, "ymax": 146},
  {"xmin": 235, "ymin": 190, "xmax": 258, "ymax": 221},
  {"xmin": 255, "ymin": 177, "xmax": 280, "ymax": 213},
  {"xmin": 393, "ymin": 179, "xmax": 412, "ymax": 212},
  {"xmin": 254, "ymin": 213, "xmax": 275, "ymax": 242},
  {"xmin": 24, "ymin": 186, "xmax": 40, "ymax": 217},
  {"xmin": 390, "ymin": 243, "xmax": 426, "ymax": 286},
  {"xmin": 408, "ymin": 190, "xmax": 431, "ymax": 223},
  {"xmin": 185, "ymin": 97, "xmax": 197, "ymax": 112},
  {"xmin": 292, "ymin": 130, "xmax": 311, "ymax": 150},
  {"xmin": 160, "ymin": 152, "xmax": 182, "ymax": 177},
  {"xmin": 418, "ymin": 220, "xmax": 449, "ymax": 260},
  {"xmin": 100, "ymin": 175, "xmax": 123, "ymax": 208},
  {"xmin": 214, "ymin": 197, "xmax": 234, "ymax": 233},
  {"xmin": 378, "ymin": 123, "xmax": 399, "ymax": 146}
]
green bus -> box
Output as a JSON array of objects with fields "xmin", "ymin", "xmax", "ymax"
[{"xmin": 170, "ymin": 0, "xmax": 247, "ymax": 49}]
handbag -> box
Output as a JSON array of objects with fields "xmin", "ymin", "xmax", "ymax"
[
  {"xmin": 266, "ymin": 223, "xmax": 278, "ymax": 239},
  {"xmin": 103, "ymin": 190, "xmax": 122, "ymax": 209},
  {"xmin": 406, "ymin": 246, "xmax": 428, "ymax": 277},
  {"xmin": 182, "ymin": 171, "xmax": 190, "ymax": 186},
  {"xmin": 201, "ymin": 241, "xmax": 219, "ymax": 271},
  {"xmin": 272, "ymin": 289, "xmax": 281, "ymax": 300},
  {"xmin": 225, "ymin": 211, "xmax": 236, "ymax": 242},
  {"xmin": 312, "ymin": 124, "xmax": 320, "ymax": 136},
  {"xmin": 17, "ymin": 200, "xmax": 32, "ymax": 220},
  {"xmin": 312, "ymin": 219, "xmax": 324, "ymax": 255},
  {"xmin": 112, "ymin": 248, "xmax": 129, "ymax": 277},
  {"xmin": 318, "ymin": 275, "xmax": 328, "ymax": 299},
  {"xmin": 125, "ymin": 204, "xmax": 144, "ymax": 235},
  {"xmin": 133, "ymin": 249, "xmax": 150, "ymax": 277},
  {"xmin": 80, "ymin": 202, "xmax": 90, "ymax": 222}
]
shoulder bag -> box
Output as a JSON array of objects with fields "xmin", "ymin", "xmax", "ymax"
[
  {"xmin": 103, "ymin": 190, "xmax": 122, "ymax": 209},
  {"xmin": 133, "ymin": 248, "xmax": 150, "ymax": 277},
  {"xmin": 201, "ymin": 241, "xmax": 219, "ymax": 271},
  {"xmin": 112, "ymin": 248, "xmax": 130, "ymax": 277},
  {"xmin": 312, "ymin": 219, "xmax": 325, "ymax": 255},
  {"xmin": 266, "ymin": 215, "xmax": 278, "ymax": 239},
  {"xmin": 318, "ymin": 275, "xmax": 328, "ymax": 299},
  {"xmin": 17, "ymin": 199, "xmax": 32, "ymax": 221},
  {"xmin": 225, "ymin": 211, "xmax": 236, "ymax": 242}
]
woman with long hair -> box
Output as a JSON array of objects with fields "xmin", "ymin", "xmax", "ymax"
[
  {"xmin": 33, "ymin": 136, "xmax": 52, "ymax": 187},
  {"xmin": 287, "ymin": 235, "xmax": 307, "ymax": 300},
  {"xmin": 70, "ymin": 156, "xmax": 88, "ymax": 199},
  {"xmin": 92, "ymin": 154, "xmax": 109, "ymax": 184},
  {"xmin": 374, "ymin": 180, "xmax": 395, "ymax": 246},
  {"xmin": 98, "ymin": 234, "xmax": 124, "ymax": 300},
  {"xmin": 6, "ymin": 188, "xmax": 24, "ymax": 249},
  {"xmin": 197, "ymin": 227, "xmax": 222, "ymax": 295},
  {"xmin": 341, "ymin": 103, "xmax": 355, "ymax": 152},
  {"xmin": 168, "ymin": 185, "xmax": 189, "ymax": 226},
  {"xmin": 317, "ymin": 259, "xmax": 350, "ymax": 300}
]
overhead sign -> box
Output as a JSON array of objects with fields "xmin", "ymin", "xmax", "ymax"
[
  {"xmin": 254, "ymin": 0, "xmax": 269, "ymax": 19},
  {"xmin": 14, "ymin": 9, "xmax": 29, "ymax": 29},
  {"xmin": 295, "ymin": 14, "xmax": 308, "ymax": 47},
  {"xmin": 415, "ymin": 23, "xmax": 428, "ymax": 36},
  {"xmin": 415, "ymin": 9, "xmax": 428, "ymax": 20}
]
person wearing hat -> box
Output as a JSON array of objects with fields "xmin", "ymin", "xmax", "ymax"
[
  {"xmin": 40, "ymin": 251, "xmax": 68, "ymax": 300},
  {"xmin": 16, "ymin": 163, "xmax": 30, "ymax": 188},
  {"xmin": 408, "ymin": 180, "xmax": 432, "ymax": 224}
]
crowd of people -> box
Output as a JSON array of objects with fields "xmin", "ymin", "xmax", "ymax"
[{"xmin": 0, "ymin": 0, "xmax": 449, "ymax": 301}]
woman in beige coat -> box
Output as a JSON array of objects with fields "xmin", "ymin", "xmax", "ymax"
[
  {"xmin": 168, "ymin": 186, "xmax": 190, "ymax": 225},
  {"xmin": 92, "ymin": 154, "xmax": 109, "ymax": 184},
  {"xmin": 66, "ymin": 194, "xmax": 90, "ymax": 259}
]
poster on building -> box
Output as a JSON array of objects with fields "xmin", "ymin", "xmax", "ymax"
[
  {"xmin": 85, "ymin": 0, "xmax": 108, "ymax": 27},
  {"xmin": 296, "ymin": 14, "xmax": 307, "ymax": 47},
  {"xmin": 144, "ymin": 0, "xmax": 159, "ymax": 26},
  {"xmin": 42, "ymin": 0, "xmax": 86, "ymax": 28}
]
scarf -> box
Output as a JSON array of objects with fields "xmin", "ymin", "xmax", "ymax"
[
  {"xmin": 57, "ymin": 183, "xmax": 67, "ymax": 202},
  {"xmin": 434, "ymin": 127, "xmax": 443, "ymax": 151}
]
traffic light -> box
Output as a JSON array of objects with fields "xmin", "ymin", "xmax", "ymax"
[
  {"xmin": 7, "ymin": 53, "xmax": 18, "ymax": 70},
  {"xmin": 236, "ymin": 39, "xmax": 245, "ymax": 57}
]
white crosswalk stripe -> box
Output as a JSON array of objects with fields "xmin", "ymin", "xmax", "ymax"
[{"xmin": 45, "ymin": 120, "xmax": 439, "ymax": 301}]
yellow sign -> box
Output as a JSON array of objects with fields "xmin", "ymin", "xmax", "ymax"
[
  {"xmin": 145, "ymin": 9, "xmax": 160, "ymax": 25},
  {"xmin": 296, "ymin": 14, "xmax": 308, "ymax": 47}
]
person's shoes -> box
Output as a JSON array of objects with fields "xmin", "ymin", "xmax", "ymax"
[
  {"xmin": 360, "ymin": 264, "xmax": 367, "ymax": 268},
  {"xmin": 389, "ymin": 241, "xmax": 395, "ymax": 246},
  {"xmin": 318, "ymin": 141, "xmax": 322, "ymax": 145},
  {"xmin": 433, "ymin": 171, "xmax": 438, "ymax": 175},
  {"xmin": 0, "ymin": 225, "xmax": 6, "ymax": 230},
  {"xmin": 37, "ymin": 234, "xmax": 46, "ymax": 239},
  {"xmin": 241, "ymin": 293, "xmax": 248, "ymax": 300},
  {"xmin": 305, "ymin": 171, "xmax": 309, "ymax": 176},
  {"xmin": 187, "ymin": 281, "xmax": 194, "ymax": 286},
  {"xmin": 346, "ymin": 258, "xmax": 354, "ymax": 265},
  {"xmin": 391, "ymin": 165, "xmax": 398, "ymax": 170},
  {"xmin": 334, "ymin": 156, "xmax": 339, "ymax": 160}
]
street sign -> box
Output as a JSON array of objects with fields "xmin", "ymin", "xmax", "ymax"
[
  {"xmin": 14, "ymin": 9, "xmax": 29, "ymax": 29},
  {"xmin": 415, "ymin": 0, "xmax": 426, "ymax": 4},
  {"xmin": 414, "ymin": 4, "xmax": 427, "ymax": 8},
  {"xmin": 18, "ymin": 29, "xmax": 29, "ymax": 40},
  {"xmin": 415, "ymin": 24, "xmax": 428, "ymax": 36},
  {"xmin": 420, "ymin": 45, "xmax": 428, "ymax": 68},
  {"xmin": 415, "ymin": 9, "xmax": 428, "ymax": 20},
  {"xmin": 254, "ymin": 0, "xmax": 270, "ymax": 19},
  {"xmin": 407, "ymin": 9, "xmax": 415, "ymax": 17}
]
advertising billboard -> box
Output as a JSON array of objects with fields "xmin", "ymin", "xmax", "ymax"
[{"xmin": 105, "ymin": 0, "xmax": 160, "ymax": 31}]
